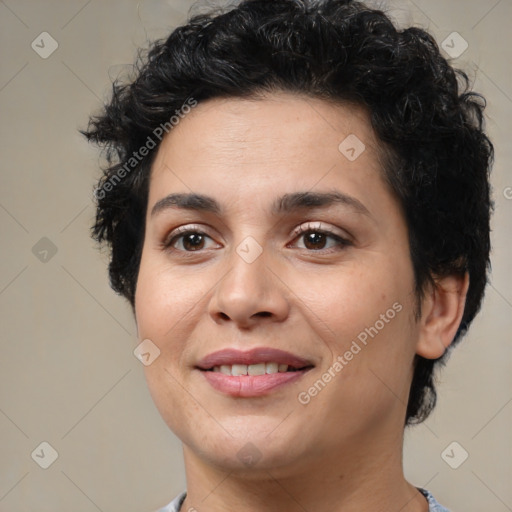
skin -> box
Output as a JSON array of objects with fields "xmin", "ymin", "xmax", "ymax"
[{"xmin": 134, "ymin": 92, "xmax": 469, "ymax": 512}]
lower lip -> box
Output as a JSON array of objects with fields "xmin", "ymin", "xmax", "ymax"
[{"xmin": 200, "ymin": 369, "xmax": 311, "ymax": 397}]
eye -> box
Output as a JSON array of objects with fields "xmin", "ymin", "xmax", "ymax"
[
  {"xmin": 162, "ymin": 223, "xmax": 351, "ymax": 254},
  {"xmin": 291, "ymin": 223, "xmax": 351, "ymax": 252},
  {"xmin": 163, "ymin": 226, "xmax": 219, "ymax": 252}
]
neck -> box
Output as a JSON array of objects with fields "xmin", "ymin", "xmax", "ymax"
[{"xmin": 179, "ymin": 427, "xmax": 428, "ymax": 512}]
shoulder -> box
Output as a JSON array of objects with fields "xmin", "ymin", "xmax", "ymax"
[
  {"xmin": 418, "ymin": 487, "xmax": 452, "ymax": 512},
  {"xmin": 153, "ymin": 490, "xmax": 187, "ymax": 512}
]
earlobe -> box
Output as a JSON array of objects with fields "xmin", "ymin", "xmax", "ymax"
[{"xmin": 416, "ymin": 272, "xmax": 470, "ymax": 359}]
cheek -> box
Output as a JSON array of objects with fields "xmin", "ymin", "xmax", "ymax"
[
  {"xmin": 294, "ymin": 259, "xmax": 416, "ymax": 394},
  {"xmin": 134, "ymin": 254, "xmax": 202, "ymax": 435},
  {"xmin": 134, "ymin": 257, "xmax": 200, "ymax": 396},
  {"xmin": 291, "ymin": 261, "xmax": 406, "ymax": 343},
  {"xmin": 135, "ymin": 253, "xmax": 204, "ymax": 341}
]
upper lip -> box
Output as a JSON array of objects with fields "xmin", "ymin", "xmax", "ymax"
[{"xmin": 196, "ymin": 347, "xmax": 314, "ymax": 370}]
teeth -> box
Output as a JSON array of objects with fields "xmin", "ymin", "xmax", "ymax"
[
  {"xmin": 231, "ymin": 364, "xmax": 247, "ymax": 376},
  {"xmin": 210, "ymin": 362, "xmax": 291, "ymax": 375},
  {"xmin": 266, "ymin": 362, "xmax": 279, "ymax": 374},
  {"xmin": 248, "ymin": 363, "xmax": 266, "ymax": 376},
  {"xmin": 220, "ymin": 365, "xmax": 231, "ymax": 375}
]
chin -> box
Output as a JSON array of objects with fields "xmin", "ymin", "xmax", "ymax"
[
  {"xmin": 195, "ymin": 439, "xmax": 304, "ymax": 476},
  {"xmin": 176, "ymin": 414, "xmax": 307, "ymax": 466}
]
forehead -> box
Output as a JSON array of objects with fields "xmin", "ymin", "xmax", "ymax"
[{"xmin": 147, "ymin": 92, "xmax": 393, "ymax": 218}]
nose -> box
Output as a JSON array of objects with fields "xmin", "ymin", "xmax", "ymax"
[{"xmin": 207, "ymin": 241, "xmax": 290, "ymax": 330}]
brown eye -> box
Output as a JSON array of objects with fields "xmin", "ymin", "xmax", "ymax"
[
  {"xmin": 292, "ymin": 224, "xmax": 351, "ymax": 252},
  {"xmin": 165, "ymin": 229, "xmax": 217, "ymax": 252},
  {"xmin": 179, "ymin": 232, "xmax": 206, "ymax": 251},
  {"xmin": 302, "ymin": 231, "xmax": 329, "ymax": 250}
]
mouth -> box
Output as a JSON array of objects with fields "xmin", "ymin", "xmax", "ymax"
[
  {"xmin": 195, "ymin": 347, "xmax": 315, "ymax": 397},
  {"xmin": 204, "ymin": 362, "xmax": 309, "ymax": 375}
]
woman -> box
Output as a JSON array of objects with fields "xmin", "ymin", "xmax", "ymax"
[{"xmin": 83, "ymin": 0, "xmax": 493, "ymax": 510}]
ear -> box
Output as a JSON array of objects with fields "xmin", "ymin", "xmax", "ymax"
[{"xmin": 416, "ymin": 272, "xmax": 470, "ymax": 359}]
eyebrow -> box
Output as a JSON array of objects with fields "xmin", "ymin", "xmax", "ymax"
[{"xmin": 150, "ymin": 190, "xmax": 371, "ymax": 218}]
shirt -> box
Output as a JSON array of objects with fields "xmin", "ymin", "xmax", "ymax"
[{"xmin": 155, "ymin": 487, "xmax": 451, "ymax": 511}]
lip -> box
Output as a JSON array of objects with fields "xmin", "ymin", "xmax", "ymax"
[
  {"xmin": 195, "ymin": 347, "xmax": 315, "ymax": 398},
  {"xmin": 196, "ymin": 347, "xmax": 313, "ymax": 370}
]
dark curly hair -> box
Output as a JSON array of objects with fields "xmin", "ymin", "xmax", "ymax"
[{"xmin": 82, "ymin": 0, "xmax": 493, "ymax": 425}]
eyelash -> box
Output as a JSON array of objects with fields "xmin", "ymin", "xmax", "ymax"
[
  {"xmin": 291, "ymin": 223, "xmax": 351, "ymax": 252},
  {"xmin": 163, "ymin": 222, "xmax": 351, "ymax": 255}
]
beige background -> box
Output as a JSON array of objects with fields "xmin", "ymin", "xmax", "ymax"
[{"xmin": 0, "ymin": 0, "xmax": 511, "ymax": 511}]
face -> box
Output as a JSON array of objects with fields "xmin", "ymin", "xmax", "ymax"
[{"xmin": 135, "ymin": 92, "xmax": 421, "ymax": 475}]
